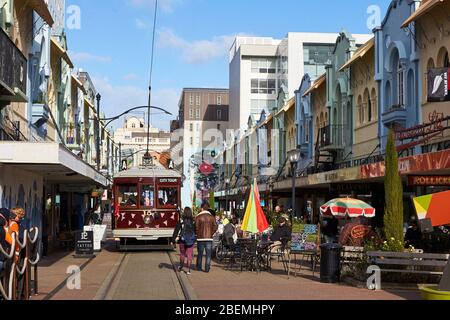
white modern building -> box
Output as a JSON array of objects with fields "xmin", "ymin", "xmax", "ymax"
[
  {"xmin": 171, "ymin": 88, "xmax": 230, "ymax": 207},
  {"xmin": 113, "ymin": 117, "xmax": 171, "ymax": 167},
  {"xmin": 229, "ymin": 33, "xmax": 373, "ymax": 132}
]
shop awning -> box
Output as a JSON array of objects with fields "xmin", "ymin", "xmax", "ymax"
[
  {"xmin": 29, "ymin": 0, "xmax": 54, "ymax": 27},
  {"xmin": 303, "ymin": 73, "xmax": 326, "ymax": 97},
  {"xmin": 71, "ymin": 75, "xmax": 87, "ymax": 94},
  {"xmin": 401, "ymin": 0, "xmax": 444, "ymax": 28},
  {"xmin": 0, "ymin": 142, "xmax": 108, "ymax": 187},
  {"xmin": 51, "ymin": 38, "xmax": 74, "ymax": 68},
  {"xmin": 414, "ymin": 190, "xmax": 450, "ymax": 227},
  {"xmin": 339, "ymin": 38, "xmax": 375, "ymax": 71}
]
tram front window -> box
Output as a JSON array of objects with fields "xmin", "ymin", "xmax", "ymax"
[
  {"xmin": 157, "ymin": 187, "xmax": 178, "ymax": 207},
  {"xmin": 141, "ymin": 185, "xmax": 155, "ymax": 207},
  {"xmin": 117, "ymin": 185, "xmax": 138, "ymax": 207}
]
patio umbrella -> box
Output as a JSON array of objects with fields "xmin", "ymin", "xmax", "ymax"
[
  {"xmin": 241, "ymin": 179, "xmax": 270, "ymax": 234},
  {"xmin": 413, "ymin": 190, "xmax": 450, "ymax": 227},
  {"xmin": 320, "ymin": 198, "xmax": 376, "ymax": 219}
]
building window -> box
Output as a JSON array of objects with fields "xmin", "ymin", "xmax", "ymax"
[
  {"xmin": 132, "ymin": 123, "xmax": 136, "ymax": 128},
  {"xmin": 251, "ymin": 58, "xmax": 276, "ymax": 74},
  {"xmin": 189, "ymin": 123, "xmax": 193, "ymax": 132},
  {"xmin": 217, "ymin": 124, "xmax": 221, "ymax": 131},
  {"xmin": 217, "ymin": 96, "xmax": 222, "ymax": 105},
  {"xmin": 250, "ymin": 99, "xmax": 276, "ymax": 116},
  {"xmin": 251, "ymin": 79, "xmax": 276, "ymax": 94},
  {"xmin": 217, "ymin": 109, "xmax": 222, "ymax": 120},
  {"xmin": 195, "ymin": 95, "xmax": 201, "ymax": 106},
  {"xmin": 195, "ymin": 109, "xmax": 200, "ymax": 119},
  {"xmin": 367, "ymin": 95, "xmax": 372, "ymax": 122},
  {"xmin": 305, "ymin": 121, "xmax": 309, "ymax": 143},
  {"xmin": 190, "ymin": 137, "xmax": 193, "ymax": 145},
  {"xmin": 189, "ymin": 95, "xmax": 194, "ymax": 106},
  {"xmin": 189, "ymin": 109, "xmax": 193, "ymax": 119},
  {"xmin": 397, "ymin": 61, "xmax": 404, "ymax": 107},
  {"xmin": 196, "ymin": 123, "xmax": 200, "ymax": 132}
]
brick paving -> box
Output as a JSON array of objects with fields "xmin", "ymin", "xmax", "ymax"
[
  {"xmin": 181, "ymin": 253, "xmax": 423, "ymax": 300},
  {"xmin": 32, "ymin": 242, "xmax": 423, "ymax": 300},
  {"xmin": 33, "ymin": 242, "xmax": 123, "ymax": 300}
]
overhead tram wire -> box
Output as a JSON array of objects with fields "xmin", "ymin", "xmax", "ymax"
[{"xmin": 146, "ymin": 0, "xmax": 159, "ymax": 161}]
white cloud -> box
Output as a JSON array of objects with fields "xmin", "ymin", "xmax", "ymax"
[
  {"xmin": 135, "ymin": 18, "xmax": 148, "ymax": 30},
  {"xmin": 91, "ymin": 76, "xmax": 178, "ymax": 131},
  {"xmin": 157, "ymin": 29, "xmax": 251, "ymax": 64},
  {"xmin": 128, "ymin": 0, "xmax": 182, "ymax": 13},
  {"xmin": 69, "ymin": 51, "xmax": 112, "ymax": 63}
]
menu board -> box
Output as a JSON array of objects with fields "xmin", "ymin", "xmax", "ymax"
[{"xmin": 290, "ymin": 224, "xmax": 319, "ymax": 252}]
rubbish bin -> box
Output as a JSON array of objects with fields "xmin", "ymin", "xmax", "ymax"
[{"xmin": 320, "ymin": 243, "xmax": 343, "ymax": 283}]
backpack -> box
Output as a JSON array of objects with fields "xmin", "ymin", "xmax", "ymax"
[{"xmin": 180, "ymin": 219, "xmax": 196, "ymax": 247}]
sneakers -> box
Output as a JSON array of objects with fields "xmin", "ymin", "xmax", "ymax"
[
  {"xmin": 186, "ymin": 270, "xmax": 192, "ymax": 275},
  {"xmin": 177, "ymin": 266, "xmax": 184, "ymax": 272}
]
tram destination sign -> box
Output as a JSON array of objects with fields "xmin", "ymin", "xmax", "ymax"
[
  {"xmin": 75, "ymin": 230, "xmax": 94, "ymax": 257},
  {"xmin": 408, "ymin": 176, "xmax": 450, "ymax": 186},
  {"xmin": 158, "ymin": 178, "xmax": 178, "ymax": 183}
]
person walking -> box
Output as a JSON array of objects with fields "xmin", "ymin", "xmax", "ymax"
[
  {"xmin": 172, "ymin": 207, "xmax": 196, "ymax": 275},
  {"xmin": 195, "ymin": 201, "xmax": 218, "ymax": 273}
]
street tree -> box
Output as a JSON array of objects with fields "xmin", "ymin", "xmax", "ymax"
[{"xmin": 384, "ymin": 129, "xmax": 404, "ymax": 251}]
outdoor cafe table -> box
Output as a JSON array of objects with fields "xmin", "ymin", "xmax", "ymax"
[{"xmin": 237, "ymin": 238, "xmax": 273, "ymax": 272}]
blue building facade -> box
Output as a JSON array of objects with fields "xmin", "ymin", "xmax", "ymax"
[
  {"xmin": 295, "ymin": 74, "xmax": 314, "ymax": 172},
  {"xmin": 374, "ymin": 0, "xmax": 422, "ymax": 155}
]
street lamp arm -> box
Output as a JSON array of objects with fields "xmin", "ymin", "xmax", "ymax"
[{"xmin": 101, "ymin": 106, "xmax": 172, "ymax": 121}]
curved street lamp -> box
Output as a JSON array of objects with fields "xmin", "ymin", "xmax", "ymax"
[{"xmin": 288, "ymin": 149, "xmax": 302, "ymax": 219}]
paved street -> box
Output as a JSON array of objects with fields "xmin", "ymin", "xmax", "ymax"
[
  {"xmin": 101, "ymin": 252, "xmax": 184, "ymax": 300},
  {"xmin": 33, "ymin": 242, "xmax": 422, "ymax": 300}
]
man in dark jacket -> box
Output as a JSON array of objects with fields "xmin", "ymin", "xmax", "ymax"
[
  {"xmin": 271, "ymin": 217, "xmax": 292, "ymax": 242},
  {"xmin": 195, "ymin": 201, "xmax": 218, "ymax": 273}
]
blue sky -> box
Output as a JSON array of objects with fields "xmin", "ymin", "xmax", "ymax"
[{"xmin": 66, "ymin": 0, "xmax": 391, "ymax": 131}]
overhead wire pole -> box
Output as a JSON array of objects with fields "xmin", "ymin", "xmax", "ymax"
[{"xmin": 145, "ymin": 0, "xmax": 159, "ymax": 165}]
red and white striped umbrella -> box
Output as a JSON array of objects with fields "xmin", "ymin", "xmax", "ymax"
[{"xmin": 320, "ymin": 198, "xmax": 376, "ymax": 219}]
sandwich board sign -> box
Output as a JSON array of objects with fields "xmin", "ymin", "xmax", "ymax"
[{"xmin": 75, "ymin": 230, "xmax": 94, "ymax": 258}]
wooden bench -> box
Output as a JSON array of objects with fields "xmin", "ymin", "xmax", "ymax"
[
  {"xmin": 367, "ymin": 251, "xmax": 450, "ymax": 276},
  {"xmin": 341, "ymin": 246, "xmax": 365, "ymax": 265}
]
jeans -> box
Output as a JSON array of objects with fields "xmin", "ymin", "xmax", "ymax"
[
  {"xmin": 196, "ymin": 241, "xmax": 213, "ymax": 272},
  {"xmin": 0, "ymin": 260, "xmax": 4, "ymax": 272}
]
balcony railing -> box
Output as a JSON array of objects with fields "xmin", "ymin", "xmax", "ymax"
[
  {"xmin": 0, "ymin": 28, "xmax": 27, "ymax": 97},
  {"xmin": 318, "ymin": 125, "xmax": 345, "ymax": 150},
  {"xmin": 382, "ymin": 104, "xmax": 407, "ymax": 127}
]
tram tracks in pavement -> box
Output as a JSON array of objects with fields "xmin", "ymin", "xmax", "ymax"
[
  {"xmin": 167, "ymin": 250, "xmax": 198, "ymax": 301},
  {"xmin": 94, "ymin": 250, "xmax": 197, "ymax": 300}
]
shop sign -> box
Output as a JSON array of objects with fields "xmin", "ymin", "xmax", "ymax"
[
  {"xmin": 408, "ymin": 176, "xmax": 450, "ymax": 186},
  {"xmin": 75, "ymin": 231, "xmax": 94, "ymax": 256},
  {"xmin": 395, "ymin": 111, "xmax": 449, "ymax": 152},
  {"xmin": 309, "ymin": 167, "xmax": 360, "ymax": 185},
  {"xmin": 361, "ymin": 149, "xmax": 450, "ymax": 179}
]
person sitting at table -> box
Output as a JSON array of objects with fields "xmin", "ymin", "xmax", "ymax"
[
  {"xmin": 223, "ymin": 217, "xmax": 238, "ymax": 247},
  {"xmin": 269, "ymin": 217, "xmax": 292, "ymax": 253}
]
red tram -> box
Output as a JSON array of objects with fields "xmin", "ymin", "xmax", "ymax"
[{"xmin": 112, "ymin": 165, "xmax": 182, "ymax": 250}]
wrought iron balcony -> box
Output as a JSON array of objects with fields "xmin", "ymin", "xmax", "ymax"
[
  {"xmin": 318, "ymin": 125, "xmax": 345, "ymax": 151},
  {"xmin": 0, "ymin": 28, "xmax": 27, "ymax": 101}
]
